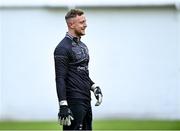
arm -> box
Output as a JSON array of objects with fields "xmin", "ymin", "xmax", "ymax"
[
  {"xmin": 91, "ymin": 84, "xmax": 103, "ymax": 106},
  {"xmin": 87, "ymin": 65, "xmax": 103, "ymax": 106},
  {"xmin": 54, "ymin": 49, "xmax": 69, "ymax": 101},
  {"xmin": 54, "ymin": 47, "xmax": 73, "ymax": 126}
]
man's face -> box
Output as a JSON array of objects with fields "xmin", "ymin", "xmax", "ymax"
[{"xmin": 70, "ymin": 15, "xmax": 87, "ymax": 37}]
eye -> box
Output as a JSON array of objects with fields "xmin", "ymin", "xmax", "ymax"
[{"xmin": 80, "ymin": 20, "xmax": 86, "ymax": 24}]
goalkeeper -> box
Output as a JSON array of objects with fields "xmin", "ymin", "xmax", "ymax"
[{"xmin": 54, "ymin": 9, "xmax": 103, "ymax": 130}]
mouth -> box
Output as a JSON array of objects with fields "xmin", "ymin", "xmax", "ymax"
[
  {"xmin": 81, "ymin": 29, "xmax": 85, "ymax": 32},
  {"xmin": 82, "ymin": 27, "xmax": 86, "ymax": 30}
]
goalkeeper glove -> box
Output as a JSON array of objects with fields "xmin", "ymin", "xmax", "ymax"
[
  {"xmin": 58, "ymin": 100, "xmax": 74, "ymax": 126},
  {"xmin": 91, "ymin": 84, "xmax": 103, "ymax": 106}
]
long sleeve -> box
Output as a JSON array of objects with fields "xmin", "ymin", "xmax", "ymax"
[
  {"xmin": 54, "ymin": 47, "xmax": 69, "ymax": 101},
  {"xmin": 87, "ymin": 70, "xmax": 95, "ymax": 87}
]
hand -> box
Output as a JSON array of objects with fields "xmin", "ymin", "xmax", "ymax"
[
  {"xmin": 58, "ymin": 105, "xmax": 74, "ymax": 126},
  {"xmin": 92, "ymin": 85, "xmax": 103, "ymax": 106}
]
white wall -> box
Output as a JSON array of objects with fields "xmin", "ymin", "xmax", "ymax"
[
  {"xmin": 85, "ymin": 7, "xmax": 180, "ymax": 119},
  {"xmin": 1, "ymin": 8, "xmax": 67, "ymax": 120},
  {"xmin": 176, "ymin": 7, "xmax": 180, "ymax": 119},
  {"xmin": 0, "ymin": 6, "xmax": 180, "ymax": 120},
  {"xmin": 0, "ymin": 10, "xmax": 2, "ymax": 119}
]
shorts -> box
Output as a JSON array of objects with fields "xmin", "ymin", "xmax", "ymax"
[{"xmin": 63, "ymin": 99, "xmax": 92, "ymax": 130}]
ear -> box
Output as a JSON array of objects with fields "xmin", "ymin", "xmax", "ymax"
[{"xmin": 67, "ymin": 19, "xmax": 75, "ymax": 29}]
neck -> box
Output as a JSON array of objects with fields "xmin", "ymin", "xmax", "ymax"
[{"xmin": 68, "ymin": 30, "xmax": 80, "ymax": 39}]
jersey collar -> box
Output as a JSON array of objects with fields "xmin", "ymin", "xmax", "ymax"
[{"xmin": 65, "ymin": 32, "xmax": 81, "ymax": 44}]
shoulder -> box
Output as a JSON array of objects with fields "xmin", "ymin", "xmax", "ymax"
[
  {"xmin": 54, "ymin": 37, "xmax": 72, "ymax": 56},
  {"xmin": 56, "ymin": 37, "xmax": 72, "ymax": 50}
]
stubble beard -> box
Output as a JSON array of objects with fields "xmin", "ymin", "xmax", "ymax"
[{"xmin": 75, "ymin": 29, "xmax": 85, "ymax": 37}]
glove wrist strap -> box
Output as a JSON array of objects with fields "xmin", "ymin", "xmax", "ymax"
[
  {"xmin": 59, "ymin": 100, "xmax": 68, "ymax": 106},
  {"xmin": 91, "ymin": 84, "xmax": 97, "ymax": 91}
]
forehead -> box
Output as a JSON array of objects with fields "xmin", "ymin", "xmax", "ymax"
[{"xmin": 75, "ymin": 14, "xmax": 86, "ymax": 21}]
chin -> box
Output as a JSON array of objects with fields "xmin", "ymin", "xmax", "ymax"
[
  {"xmin": 81, "ymin": 32, "xmax": 86, "ymax": 35},
  {"xmin": 76, "ymin": 31, "xmax": 85, "ymax": 37},
  {"xmin": 81, "ymin": 30, "xmax": 86, "ymax": 35},
  {"xmin": 78, "ymin": 33, "xmax": 85, "ymax": 37}
]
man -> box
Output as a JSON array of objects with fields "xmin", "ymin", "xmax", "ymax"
[{"xmin": 54, "ymin": 9, "xmax": 103, "ymax": 130}]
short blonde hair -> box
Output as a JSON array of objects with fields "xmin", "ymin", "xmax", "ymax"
[{"xmin": 65, "ymin": 9, "xmax": 84, "ymax": 22}]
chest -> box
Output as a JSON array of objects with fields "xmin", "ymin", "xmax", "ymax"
[{"xmin": 70, "ymin": 42, "xmax": 89, "ymax": 63}]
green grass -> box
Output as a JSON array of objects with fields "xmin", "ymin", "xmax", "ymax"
[
  {"xmin": 0, "ymin": 119, "xmax": 180, "ymax": 130},
  {"xmin": 93, "ymin": 119, "xmax": 180, "ymax": 130},
  {"xmin": 0, "ymin": 121, "xmax": 61, "ymax": 130}
]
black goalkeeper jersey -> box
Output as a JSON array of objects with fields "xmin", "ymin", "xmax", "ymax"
[{"xmin": 54, "ymin": 33, "xmax": 94, "ymax": 102}]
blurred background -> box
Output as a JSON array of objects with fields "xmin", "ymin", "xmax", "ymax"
[{"xmin": 0, "ymin": 0, "xmax": 180, "ymax": 130}]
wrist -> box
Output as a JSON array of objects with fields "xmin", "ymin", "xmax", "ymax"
[
  {"xmin": 59, "ymin": 100, "xmax": 68, "ymax": 107},
  {"xmin": 91, "ymin": 84, "xmax": 98, "ymax": 91}
]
